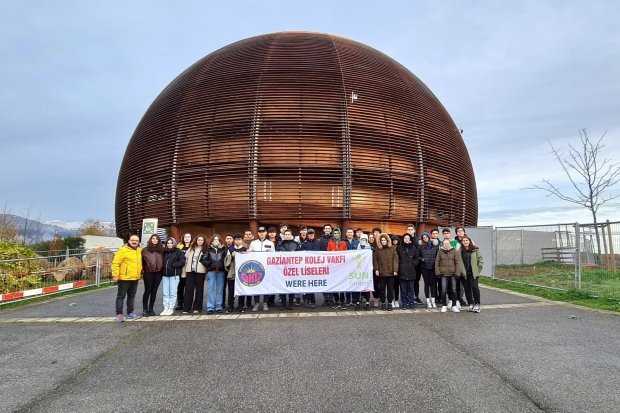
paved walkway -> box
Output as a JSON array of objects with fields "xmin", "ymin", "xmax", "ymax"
[{"xmin": 1, "ymin": 284, "xmax": 619, "ymax": 412}]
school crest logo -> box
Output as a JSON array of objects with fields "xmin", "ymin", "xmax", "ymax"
[{"xmin": 237, "ymin": 260, "xmax": 266, "ymax": 287}]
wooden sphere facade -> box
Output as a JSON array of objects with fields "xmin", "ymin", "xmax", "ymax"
[{"xmin": 115, "ymin": 32, "xmax": 477, "ymax": 236}]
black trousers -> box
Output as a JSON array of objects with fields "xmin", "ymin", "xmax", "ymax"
[
  {"xmin": 352, "ymin": 291, "xmax": 370, "ymax": 302},
  {"xmin": 461, "ymin": 274, "xmax": 481, "ymax": 305},
  {"xmin": 377, "ymin": 277, "xmax": 395, "ymax": 303},
  {"xmin": 226, "ymin": 279, "xmax": 235, "ymax": 308},
  {"xmin": 176, "ymin": 276, "xmax": 186, "ymax": 307},
  {"xmin": 116, "ymin": 280, "xmax": 138, "ymax": 315},
  {"xmin": 142, "ymin": 272, "xmax": 162, "ymax": 310},
  {"xmin": 372, "ymin": 275, "xmax": 380, "ymax": 299},
  {"xmin": 393, "ymin": 276, "xmax": 400, "ymax": 301},
  {"xmin": 304, "ymin": 293, "xmax": 316, "ymax": 303},
  {"xmin": 421, "ymin": 267, "xmax": 437, "ymax": 299},
  {"xmin": 436, "ymin": 275, "xmax": 442, "ymax": 300},
  {"xmin": 184, "ymin": 271, "xmax": 206, "ymax": 312},
  {"xmin": 333, "ymin": 292, "xmax": 345, "ymax": 303}
]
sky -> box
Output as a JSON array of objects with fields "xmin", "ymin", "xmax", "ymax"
[{"xmin": 1, "ymin": 0, "xmax": 619, "ymax": 228}]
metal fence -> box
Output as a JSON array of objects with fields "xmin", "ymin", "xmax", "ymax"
[
  {"xmin": 493, "ymin": 220, "xmax": 620, "ymax": 299},
  {"xmin": 0, "ymin": 248, "xmax": 118, "ymax": 304}
]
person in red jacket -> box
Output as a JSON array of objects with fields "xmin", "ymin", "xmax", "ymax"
[{"xmin": 327, "ymin": 227, "xmax": 347, "ymax": 309}]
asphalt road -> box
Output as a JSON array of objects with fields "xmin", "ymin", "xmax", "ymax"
[{"xmin": 1, "ymin": 284, "xmax": 619, "ymax": 412}]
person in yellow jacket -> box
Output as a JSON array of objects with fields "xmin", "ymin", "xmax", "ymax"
[{"xmin": 112, "ymin": 235, "xmax": 143, "ymax": 322}]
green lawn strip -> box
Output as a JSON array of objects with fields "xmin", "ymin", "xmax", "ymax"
[
  {"xmin": 0, "ymin": 283, "xmax": 115, "ymax": 311},
  {"xmin": 479, "ymin": 277, "xmax": 620, "ymax": 313}
]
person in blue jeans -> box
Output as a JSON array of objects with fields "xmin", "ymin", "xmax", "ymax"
[
  {"xmin": 201, "ymin": 234, "xmax": 227, "ymax": 314},
  {"xmin": 161, "ymin": 237, "xmax": 186, "ymax": 315}
]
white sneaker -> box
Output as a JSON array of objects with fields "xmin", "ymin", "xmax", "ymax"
[
  {"xmin": 474, "ymin": 304, "xmax": 481, "ymax": 313},
  {"xmin": 251, "ymin": 304, "xmax": 260, "ymax": 312},
  {"xmin": 159, "ymin": 306, "xmax": 168, "ymax": 316},
  {"xmin": 431, "ymin": 298, "xmax": 437, "ymax": 308},
  {"xmin": 452, "ymin": 306, "xmax": 460, "ymax": 313},
  {"xmin": 447, "ymin": 301, "xmax": 453, "ymax": 310},
  {"xmin": 426, "ymin": 298, "xmax": 432, "ymax": 309},
  {"xmin": 166, "ymin": 307, "xmax": 174, "ymax": 316},
  {"xmin": 440, "ymin": 306, "xmax": 447, "ymax": 313},
  {"xmin": 468, "ymin": 304, "xmax": 475, "ymax": 312},
  {"xmin": 456, "ymin": 301, "xmax": 461, "ymax": 309},
  {"xmin": 393, "ymin": 301, "xmax": 399, "ymax": 308},
  {"xmin": 262, "ymin": 303, "xmax": 269, "ymax": 311}
]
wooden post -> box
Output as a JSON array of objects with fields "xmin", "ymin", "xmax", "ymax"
[
  {"xmin": 249, "ymin": 220, "xmax": 258, "ymax": 237},
  {"xmin": 170, "ymin": 224, "xmax": 181, "ymax": 242}
]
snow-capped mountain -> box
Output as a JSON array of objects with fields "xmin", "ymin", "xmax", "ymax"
[{"xmin": 42, "ymin": 220, "xmax": 85, "ymax": 231}]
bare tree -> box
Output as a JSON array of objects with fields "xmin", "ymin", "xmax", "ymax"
[
  {"xmin": 0, "ymin": 203, "xmax": 19, "ymax": 242},
  {"xmin": 20, "ymin": 204, "xmax": 34, "ymax": 245},
  {"xmin": 526, "ymin": 128, "xmax": 620, "ymax": 254}
]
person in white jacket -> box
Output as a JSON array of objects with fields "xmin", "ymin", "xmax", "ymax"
[{"xmin": 247, "ymin": 226, "xmax": 275, "ymax": 311}]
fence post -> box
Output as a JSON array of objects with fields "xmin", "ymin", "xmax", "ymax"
[
  {"xmin": 492, "ymin": 226, "xmax": 497, "ymax": 279},
  {"xmin": 606, "ymin": 219, "xmax": 616, "ymax": 272},
  {"xmin": 575, "ymin": 222, "xmax": 581, "ymax": 290},
  {"xmin": 95, "ymin": 252, "xmax": 101, "ymax": 287},
  {"xmin": 65, "ymin": 247, "xmax": 69, "ymax": 259},
  {"xmin": 520, "ymin": 228, "xmax": 524, "ymax": 265}
]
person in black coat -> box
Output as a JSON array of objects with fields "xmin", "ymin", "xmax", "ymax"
[
  {"xmin": 419, "ymin": 231, "xmax": 440, "ymax": 308},
  {"xmin": 277, "ymin": 229, "xmax": 300, "ymax": 310},
  {"xmin": 397, "ymin": 233, "xmax": 421, "ymax": 310},
  {"xmin": 301, "ymin": 228, "xmax": 320, "ymax": 307}
]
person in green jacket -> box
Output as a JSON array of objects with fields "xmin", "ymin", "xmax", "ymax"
[
  {"xmin": 459, "ymin": 235, "xmax": 484, "ymax": 313},
  {"xmin": 435, "ymin": 239, "xmax": 461, "ymax": 313}
]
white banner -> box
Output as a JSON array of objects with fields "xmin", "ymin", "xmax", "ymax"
[{"xmin": 234, "ymin": 250, "xmax": 374, "ymax": 296}]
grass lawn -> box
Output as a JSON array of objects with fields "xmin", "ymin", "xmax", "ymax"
[
  {"xmin": 480, "ymin": 276, "xmax": 620, "ymax": 313},
  {"xmin": 494, "ymin": 262, "xmax": 620, "ymax": 300}
]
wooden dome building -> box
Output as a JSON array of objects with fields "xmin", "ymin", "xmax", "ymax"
[{"xmin": 115, "ymin": 31, "xmax": 477, "ymax": 239}]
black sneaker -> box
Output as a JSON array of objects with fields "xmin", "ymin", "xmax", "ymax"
[
  {"xmin": 414, "ymin": 297, "xmax": 423, "ymax": 305},
  {"xmin": 141, "ymin": 310, "xmax": 149, "ymax": 317},
  {"xmin": 387, "ymin": 303, "xmax": 393, "ymax": 311},
  {"xmin": 381, "ymin": 303, "xmax": 386, "ymax": 311},
  {"xmin": 332, "ymin": 302, "xmax": 342, "ymax": 309}
]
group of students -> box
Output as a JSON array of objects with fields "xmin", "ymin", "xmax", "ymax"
[{"xmin": 111, "ymin": 223, "xmax": 483, "ymax": 322}]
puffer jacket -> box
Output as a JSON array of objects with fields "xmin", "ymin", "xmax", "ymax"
[
  {"xmin": 277, "ymin": 239, "xmax": 301, "ymax": 252},
  {"xmin": 163, "ymin": 237, "xmax": 186, "ymax": 277},
  {"xmin": 419, "ymin": 232, "xmax": 439, "ymax": 270},
  {"xmin": 460, "ymin": 247, "xmax": 484, "ymax": 279},
  {"xmin": 373, "ymin": 233, "xmax": 399, "ymax": 277},
  {"xmin": 111, "ymin": 244, "xmax": 142, "ymax": 281},
  {"xmin": 435, "ymin": 246, "xmax": 461, "ymax": 277},
  {"xmin": 302, "ymin": 239, "xmax": 321, "ymax": 251},
  {"xmin": 142, "ymin": 248, "xmax": 163, "ymax": 273},
  {"xmin": 200, "ymin": 244, "xmax": 227, "ymax": 272},
  {"xmin": 397, "ymin": 241, "xmax": 420, "ymax": 280},
  {"xmin": 184, "ymin": 248, "xmax": 207, "ymax": 274}
]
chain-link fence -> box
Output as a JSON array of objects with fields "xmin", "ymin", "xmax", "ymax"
[
  {"xmin": 0, "ymin": 248, "xmax": 117, "ymax": 304},
  {"xmin": 494, "ymin": 220, "xmax": 620, "ymax": 299}
]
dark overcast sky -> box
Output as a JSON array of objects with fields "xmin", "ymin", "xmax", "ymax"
[{"xmin": 1, "ymin": 0, "xmax": 619, "ymax": 226}]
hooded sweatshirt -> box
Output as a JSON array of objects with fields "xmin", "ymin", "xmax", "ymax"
[
  {"xmin": 327, "ymin": 227, "xmax": 348, "ymax": 251},
  {"xmin": 163, "ymin": 237, "xmax": 186, "ymax": 277}
]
